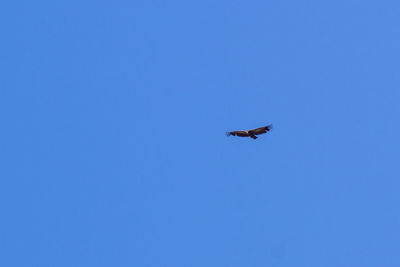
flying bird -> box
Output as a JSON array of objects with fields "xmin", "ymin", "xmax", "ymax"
[{"xmin": 226, "ymin": 124, "xmax": 273, "ymax": 139}]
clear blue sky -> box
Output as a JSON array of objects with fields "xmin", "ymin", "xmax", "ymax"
[{"xmin": 1, "ymin": 1, "xmax": 400, "ymax": 266}]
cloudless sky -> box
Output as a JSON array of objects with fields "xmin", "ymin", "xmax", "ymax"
[{"xmin": 1, "ymin": 1, "xmax": 400, "ymax": 266}]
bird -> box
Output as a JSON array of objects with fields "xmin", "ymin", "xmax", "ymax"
[{"xmin": 226, "ymin": 124, "xmax": 273, "ymax": 139}]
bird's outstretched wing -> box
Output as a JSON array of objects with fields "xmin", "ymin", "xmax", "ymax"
[
  {"xmin": 248, "ymin": 124, "xmax": 273, "ymax": 136},
  {"xmin": 226, "ymin": 131, "xmax": 249, "ymax": 137}
]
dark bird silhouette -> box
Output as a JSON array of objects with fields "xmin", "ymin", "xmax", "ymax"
[{"xmin": 226, "ymin": 124, "xmax": 273, "ymax": 139}]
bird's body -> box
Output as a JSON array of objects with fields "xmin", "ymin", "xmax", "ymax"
[{"xmin": 226, "ymin": 125, "xmax": 272, "ymax": 140}]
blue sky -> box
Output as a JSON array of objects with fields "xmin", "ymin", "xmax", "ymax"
[{"xmin": 1, "ymin": 1, "xmax": 400, "ymax": 266}]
